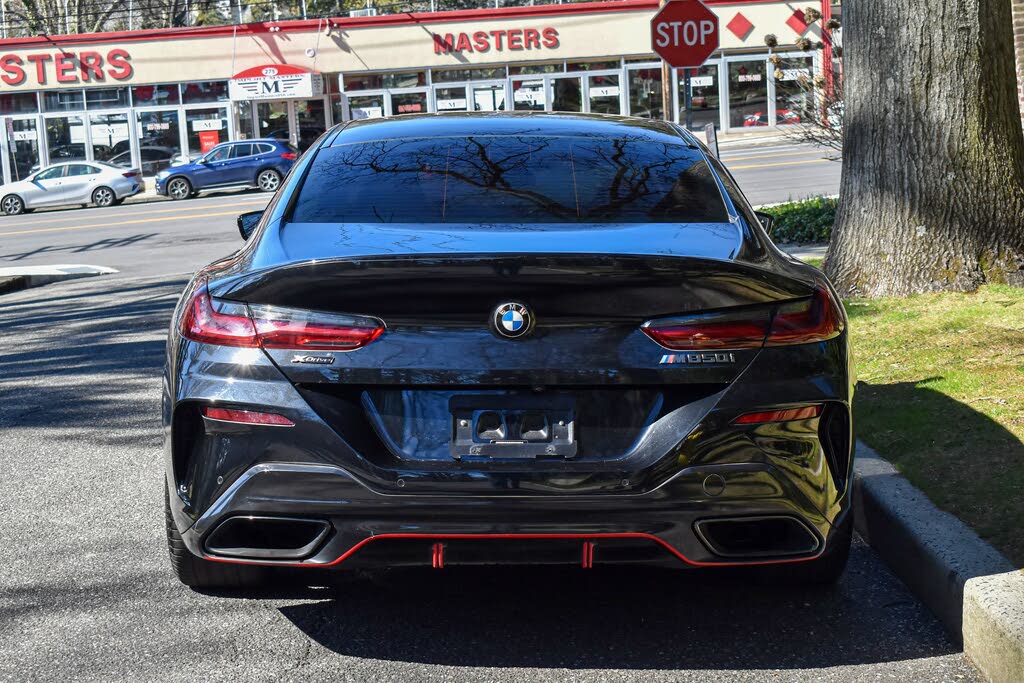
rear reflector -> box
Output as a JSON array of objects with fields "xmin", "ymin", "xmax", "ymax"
[
  {"xmin": 202, "ymin": 407, "xmax": 295, "ymax": 426},
  {"xmin": 180, "ymin": 281, "xmax": 385, "ymax": 351},
  {"xmin": 733, "ymin": 405, "xmax": 823, "ymax": 424},
  {"xmin": 641, "ymin": 286, "xmax": 844, "ymax": 351},
  {"xmin": 280, "ymin": 152, "xmax": 297, "ymax": 160}
]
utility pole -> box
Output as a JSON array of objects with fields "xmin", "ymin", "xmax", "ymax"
[{"xmin": 659, "ymin": 0, "xmax": 671, "ymax": 121}]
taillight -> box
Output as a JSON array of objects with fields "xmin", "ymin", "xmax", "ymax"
[
  {"xmin": 202, "ymin": 407, "xmax": 294, "ymax": 426},
  {"xmin": 765, "ymin": 287, "xmax": 844, "ymax": 346},
  {"xmin": 280, "ymin": 152, "xmax": 297, "ymax": 160},
  {"xmin": 733, "ymin": 405, "xmax": 823, "ymax": 424},
  {"xmin": 641, "ymin": 286, "xmax": 843, "ymax": 351},
  {"xmin": 122, "ymin": 170, "xmax": 140, "ymax": 178},
  {"xmin": 641, "ymin": 310, "xmax": 770, "ymax": 350},
  {"xmin": 249, "ymin": 304, "xmax": 384, "ymax": 351},
  {"xmin": 180, "ymin": 285, "xmax": 258, "ymax": 347},
  {"xmin": 179, "ymin": 282, "xmax": 384, "ymax": 351}
]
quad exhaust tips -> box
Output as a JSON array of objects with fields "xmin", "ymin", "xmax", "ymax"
[{"xmin": 204, "ymin": 516, "xmax": 330, "ymax": 560}]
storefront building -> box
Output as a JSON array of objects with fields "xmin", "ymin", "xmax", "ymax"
[{"xmin": 0, "ymin": 0, "xmax": 829, "ymax": 185}]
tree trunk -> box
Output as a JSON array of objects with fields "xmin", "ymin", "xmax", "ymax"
[
  {"xmin": 824, "ymin": 0, "xmax": 1024, "ymax": 297},
  {"xmin": 1014, "ymin": 0, "xmax": 1024, "ymax": 127}
]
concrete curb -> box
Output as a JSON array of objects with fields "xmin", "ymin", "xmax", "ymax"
[
  {"xmin": 0, "ymin": 265, "xmax": 118, "ymax": 295},
  {"xmin": 853, "ymin": 442, "xmax": 1024, "ymax": 682}
]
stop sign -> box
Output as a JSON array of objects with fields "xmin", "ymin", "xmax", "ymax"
[{"xmin": 651, "ymin": 0, "xmax": 720, "ymax": 68}]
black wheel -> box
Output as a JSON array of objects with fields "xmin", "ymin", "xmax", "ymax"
[
  {"xmin": 256, "ymin": 168, "xmax": 282, "ymax": 193},
  {"xmin": 167, "ymin": 176, "xmax": 192, "ymax": 200},
  {"xmin": 92, "ymin": 186, "xmax": 116, "ymax": 208},
  {"xmin": 1, "ymin": 194, "xmax": 25, "ymax": 215},
  {"xmin": 165, "ymin": 486, "xmax": 267, "ymax": 589}
]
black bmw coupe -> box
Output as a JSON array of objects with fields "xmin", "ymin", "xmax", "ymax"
[{"xmin": 163, "ymin": 113, "xmax": 853, "ymax": 588}]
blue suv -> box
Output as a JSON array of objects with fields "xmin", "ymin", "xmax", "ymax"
[{"xmin": 155, "ymin": 139, "xmax": 297, "ymax": 200}]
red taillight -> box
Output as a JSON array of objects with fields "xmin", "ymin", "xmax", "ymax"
[
  {"xmin": 202, "ymin": 407, "xmax": 295, "ymax": 426},
  {"xmin": 733, "ymin": 405, "xmax": 823, "ymax": 424},
  {"xmin": 641, "ymin": 287, "xmax": 843, "ymax": 351},
  {"xmin": 249, "ymin": 304, "xmax": 384, "ymax": 351},
  {"xmin": 180, "ymin": 282, "xmax": 384, "ymax": 351},
  {"xmin": 280, "ymin": 152, "xmax": 297, "ymax": 160},
  {"xmin": 180, "ymin": 285, "xmax": 258, "ymax": 347},
  {"xmin": 122, "ymin": 170, "xmax": 140, "ymax": 178},
  {"xmin": 766, "ymin": 287, "xmax": 844, "ymax": 346}
]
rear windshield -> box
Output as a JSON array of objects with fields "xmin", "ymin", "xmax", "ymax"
[{"xmin": 290, "ymin": 135, "xmax": 728, "ymax": 224}]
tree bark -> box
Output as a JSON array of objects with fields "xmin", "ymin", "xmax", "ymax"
[{"xmin": 825, "ymin": 0, "xmax": 1024, "ymax": 297}]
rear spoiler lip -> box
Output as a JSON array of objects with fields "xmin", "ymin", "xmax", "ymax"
[{"xmin": 206, "ymin": 249, "xmax": 817, "ymax": 302}]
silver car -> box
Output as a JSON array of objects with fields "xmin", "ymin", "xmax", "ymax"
[{"xmin": 1, "ymin": 161, "xmax": 142, "ymax": 215}]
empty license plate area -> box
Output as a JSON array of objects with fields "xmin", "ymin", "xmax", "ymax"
[{"xmin": 450, "ymin": 394, "xmax": 577, "ymax": 459}]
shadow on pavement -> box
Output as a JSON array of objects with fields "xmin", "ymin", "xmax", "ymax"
[{"xmin": 263, "ymin": 546, "xmax": 960, "ymax": 671}]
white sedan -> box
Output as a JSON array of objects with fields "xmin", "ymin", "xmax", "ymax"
[{"xmin": 1, "ymin": 161, "xmax": 142, "ymax": 215}]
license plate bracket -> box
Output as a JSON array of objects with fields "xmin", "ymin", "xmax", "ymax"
[{"xmin": 449, "ymin": 395, "xmax": 577, "ymax": 460}]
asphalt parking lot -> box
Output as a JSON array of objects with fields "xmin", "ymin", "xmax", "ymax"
[{"xmin": 0, "ymin": 271, "xmax": 979, "ymax": 682}]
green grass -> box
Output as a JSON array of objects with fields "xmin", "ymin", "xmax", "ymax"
[{"xmin": 845, "ymin": 285, "xmax": 1024, "ymax": 565}]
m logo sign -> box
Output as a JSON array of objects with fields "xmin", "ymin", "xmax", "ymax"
[{"xmin": 229, "ymin": 64, "xmax": 324, "ymax": 101}]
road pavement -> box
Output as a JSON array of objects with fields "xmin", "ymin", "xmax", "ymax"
[
  {"xmin": 0, "ymin": 141, "xmax": 841, "ymax": 280},
  {"xmin": 0, "ymin": 141, "xmax": 971, "ymax": 682}
]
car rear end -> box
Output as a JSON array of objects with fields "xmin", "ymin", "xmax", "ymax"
[
  {"xmin": 108, "ymin": 165, "xmax": 143, "ymax": 199},
  {"xmin": 163, "ymin": 114, "xmax": 853, "ymax": 584}
]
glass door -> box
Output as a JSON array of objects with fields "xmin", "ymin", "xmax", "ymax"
[
  {"xmin": 5, "ymin": 117, "xmax": 41, "ymax": 182},
  {"xmin": 434, "ymin": 86, "xmax": 469, "ymax": 112},
  {"xmin": 185, "ymin": 107, "xmax": 229, "ymax": 158},
  {"xmin": 88, "ymin": 111, "xmax": 130, "ymax": 163},
  {"xmin": 678, "ymin": 65, "xmax": 720, "ymax": 131},
  {"xmin": 135, "ymin": 109, "xmax": 183, "ymax": 177},
  {"xmin": 586, "ymin": 73, "xmax": 622, "ymax": 114},
  {"xmin": 470, "ymin": 82, "xmax": 507, "ymax": 112},
  {"xmin": 512, "ymin": 78, "xmax": 546, "ymax": 111},
  {"xmin": 549, "ymin": 76, "xmax": 583, "ymax": 112},
  {"xmin": 44, "ymin": 115, "xmax": 87, "ymax": 166},
  {"xmin": 727, "ymin": 59, "xmax": 768, "ymax": 129},
  {"xmin": 293, "ymin": 99, "xmax": 327, "ymax": 151}
]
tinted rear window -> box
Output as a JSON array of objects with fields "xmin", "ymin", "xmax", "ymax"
[{"xmin": 290, "ymin": 135, "xmax": 728, "ymax": 224}]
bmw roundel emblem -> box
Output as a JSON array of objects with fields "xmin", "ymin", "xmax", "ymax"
[{"xmin": 492, "ymin": 302, "xmax": 534, "ymax": 339}]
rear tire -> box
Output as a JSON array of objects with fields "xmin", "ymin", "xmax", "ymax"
[
  {"xmin": 1, "ymin": 194, "xmax": 24, "ymax": 215},
  {"xmin": 92, "ymin": 186, "xmax": 115, "ymax": 208},
  {"xmin": 256, "ymin": 168, "xmax": 282, "ymax": 193},
  {"xmin": 167, "ymin": 176, "xmax": 192, "ymax": 200},
  {"xmin": 165, "ymin": 487, "xmax": 267, "ymax": 589}
]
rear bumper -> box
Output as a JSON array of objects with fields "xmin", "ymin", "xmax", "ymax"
[{"xmin": 172, "ymin": 460, "xmax": 850, "ymax": 569}]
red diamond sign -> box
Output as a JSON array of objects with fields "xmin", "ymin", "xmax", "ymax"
[{"xmin": 651, "ymin": 0, "xmax": 720, "ymax": 69}]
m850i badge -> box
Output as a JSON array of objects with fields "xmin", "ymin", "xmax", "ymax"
[{"xmin": 660, "ymin": 352, "xmax": 736, "ymax": 365}]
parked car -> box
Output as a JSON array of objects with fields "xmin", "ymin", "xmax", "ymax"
[
  {"xmin": 163, "ymin": 113, "xmax": 853, "ymax": 588},
  {"xmin": 155, "ymin": 139, "xmax": 297, "ymax": 200},
  {"xmin": 109, "ymin": 146, "xmax": 178, "ymax": 176},
  {"xmin": 742, "ymin": 110, "xmax": 802, "ymax": 127},
  {"xmin": 1, "ymin": 161, "xmax": 142, "ymax": 215}
]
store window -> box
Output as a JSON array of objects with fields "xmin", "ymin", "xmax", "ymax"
[
  {"xmin": 43, "ymin": 90, "xmax": 85, "ymax": 112},
  {"xmin": 185, "ymin": 107, "xmax": 228, "ymax": 156},
  {"xmin": 46, "ymin": 115, "xmax": 86, "ymax": 164},
  {"xmin": 470, "ymin": 84, "xmax": 506, "ymax": 112},
  {"xmin": 89, "ymin": 113, "xmax": 129, "ymax": 161},
  {"xmin": 432, "ymin": 66, "xmax": 506, "ymax": 82},
  {"xmin": 774, "ymin": 56, "xmax": 815, "ymax": 125},
  {"xmin": 6, "ymin": 118, "xmax": 39, "ymax": 181},
  {"xmin": 182, "ymin": 81, "xmax": 229, "ymax": 104},
  {"xmin": 728, "ymin": 60, "xmax": 768, "ymax": 128},
  {"xmin": 132, "ymin": 84, "xmax": 180, "ymax": 106},
  {"xmin": 509, "ymin": 63, "xmax": 560, "ymax": 76},
  {"xmin": 85, "ymin": 88, "xmax": 129, "ymax": 109},
  {"xmin": 627, "ymin": 68, "xmax": 663, "ymax": 119},
  {"xmin": 588, "ymin": 74, "xmax": 621, "ymax": 114},
  {"xmin": 391, "ymin": 92, "xmax": 427, "ymax": 115},
  {"xmin": 136, "ymin": 109, "xmax": 182, "ymax": 173},
  {"xmin": 436, "ymin": 86, "xmax": 468, "ymax": 111},
  {"xmin": 678, "ymin": 65, "xmax": 720, "ymax": 130},
  {"xmin": 295, "ymin": 99, "xmax": 327, "ymax": 150},
  {"xmin": 348, "ymin": 94, "xmax": 385, "ymax": 120},
  {"xmin": 568, "ymin": 60, "xmax": 619, "ymax": 72},
  {"xmin": 257, "ymin": 101, "xmax": 288, "ymax": 140},
  {"xmin": 512, "ymin": 79, "xmax": 545, "ymax": 111},
  {"xmin": 343, "ymin": 71, "xmax": 425, "ymax": 91},
  {"xmin": 0, "ymin": 92, "xmax": 38, "ymax": 114}
]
